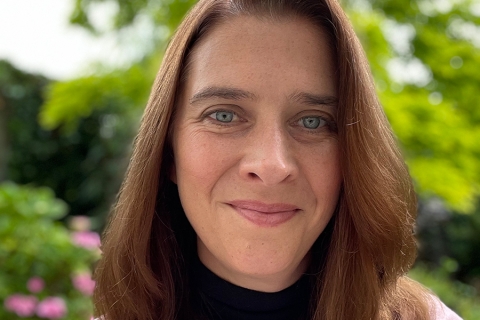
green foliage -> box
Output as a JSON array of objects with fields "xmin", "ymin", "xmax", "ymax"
[
  {"xmin": 0, "ymin": 60, "xmax": 137, "ymax": 219},
  {"xmin": 0, "ymin": 61, "xmax": 49, "ymax": 182},
  {"xmin": 70, "ymin": 0, "xmax": 197, "ymax": 33},
  {"xmin": 410, "ymin": 260, "xmax": 480, "ymax": 320},
  {"xmin": 0, "ymin": 182, "xmax": 98, "ymax": 319},
  {"xmin": 40, "ymin": 64, "xmax": 151, "ymax": 132},
  {"xmin": 345, "ymin": 0, "xmax": 480, "ymax": 212},
  {"xmin": 381, "ymin": 87, "xmax": 477, "ymax": 210},
  {"xmin": 35, "ymin": 63, "xmax": 155, "ymax": 220},
  {"xmin": 443, "ymin": 206, "xmax": 480, "ymax": 281}
]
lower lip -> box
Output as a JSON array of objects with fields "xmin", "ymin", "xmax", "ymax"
[{"xmin": 231, "ymin": 206, "xmax": 298, "ymax": 227}]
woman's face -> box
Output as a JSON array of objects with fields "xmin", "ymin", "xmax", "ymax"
[{"xmin": 172, "ymin": 15, "xmax": 341, "ymax": 292}]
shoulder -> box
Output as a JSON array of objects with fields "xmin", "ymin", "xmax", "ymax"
[{"xmin": 429, "ymin": 296, "xmax": 463, "ymax": 320}]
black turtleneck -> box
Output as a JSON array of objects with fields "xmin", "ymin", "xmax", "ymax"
[{"xmin": 192, "ymin": 259, "xmax": 312, "ymax": 320}]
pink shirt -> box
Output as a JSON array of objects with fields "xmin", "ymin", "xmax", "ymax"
[{"xmin": 431, "ymin": 297, "xmax": 463, "ymax": 319}]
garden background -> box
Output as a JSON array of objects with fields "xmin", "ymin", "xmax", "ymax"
[{"xmin": 1, "ymin": 0, "xmax": 479, "ymax": 319}]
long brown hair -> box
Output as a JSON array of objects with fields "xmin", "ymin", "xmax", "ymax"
[{"xmin": 93, "ymin": 1, "xmax": 431, "ymax": 319}]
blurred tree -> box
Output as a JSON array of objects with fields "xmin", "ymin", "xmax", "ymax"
[
  {"xmin": 416, "ymin": 197, "xmax": 480, "ymax": 285},
  {"xmin": 409, "ymin": 258, "xmax": 480, "ymax": 320},
  {"xmin": 0, "ymin": 60, "xmax": 137, "ymax": 220},
  {"xmin": 69, "ymin": 0, "xmax": 198, "ymax": 34},
  {"xmin": 40, "ymin": 63, "xmax": 151, "ymax": 132},
  {"xmin": 346, "ymin": 0, "xmax": 480, "ymax": 213},
  {"xmin": 0, "ymin": 61, "xmax": 49, "ymax": 182},
  {"xmin": 444, "ymin": 206, "xmax": 480, "ymax": 282},
  {"xmin": 342, "ymin": 0, "xmax": 480, "ymax": 289}
]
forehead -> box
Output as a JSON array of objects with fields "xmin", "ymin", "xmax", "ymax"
[{"xmin": 182, "ymin": 15, "xmax": 337, "ymax": 99}]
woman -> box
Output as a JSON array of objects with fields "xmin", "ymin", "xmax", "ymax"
[{"xmin": 93, "ymin": 0, "xmax": 461, "ymax": 319}]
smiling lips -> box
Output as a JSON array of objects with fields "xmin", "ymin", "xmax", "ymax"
[{"xmin": 228, "ymin": 200, "xmax": 300, "ymax": 227}]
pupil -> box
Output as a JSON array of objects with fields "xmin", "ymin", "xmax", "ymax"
[
  {"xmin": 303, "ymin": 117, "xmax": 321, "ymax": 129},
  {"xmin": 216, "ymin": 111, "xmax": 233, "ymax": 122}
]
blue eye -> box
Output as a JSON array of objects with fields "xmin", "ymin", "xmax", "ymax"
[
  {"xmin": 211, "ymin": 111, "xmax": 234, "ymax": 122},
  {"xmin": 301, "ymin": 116, "xmax": 325, "ymax": 129}
]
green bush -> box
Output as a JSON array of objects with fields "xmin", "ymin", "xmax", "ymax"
[
  {"xmin": 0, "ymin": 182, "xmax": 99, "ymax": 319},
  {"xmin": 1, "ymin": 60, "xmax": 137, "ymax": 221}
]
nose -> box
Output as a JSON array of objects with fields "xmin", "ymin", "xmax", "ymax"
[{"xmin": 239, "ymin": 123, "xmax": 299, "ymax": 185}]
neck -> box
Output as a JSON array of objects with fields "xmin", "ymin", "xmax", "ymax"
[{"xmin": 198, "ymin": 245, "xmax": 312, "ymax": 292}]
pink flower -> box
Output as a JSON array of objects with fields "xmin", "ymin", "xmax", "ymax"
[
  {"xmin": 72, "ymin": 273, "xmax": 96, "ymax": 296},
  {"xmin": 36, "ymin": 297, "xmax": 67, "ymax": 319},
  {"xmin": 4, "ymin": 294, "xmax": 37, "ymax": 317},
  {"xmin": 27, "ymin": 276, "xmax": 45, "ymax": 293},
  {"xmin": 69, "ymin": 215, "xmax": 91, "ymax": 231},
  {"xmin": 71, "ymin": 231, "xmax": 101, "ymax": 250}
]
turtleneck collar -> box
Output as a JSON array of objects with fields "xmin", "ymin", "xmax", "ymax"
[{"xmin": 192, "ymin": 258, "xmax": 312, "ymax": 320}]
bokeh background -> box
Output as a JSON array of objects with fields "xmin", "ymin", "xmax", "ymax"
[{"xmin": 1, "ymin": 0, "xmax": 479, "ymax": 319}]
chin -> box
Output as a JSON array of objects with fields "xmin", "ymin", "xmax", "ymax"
[
  {"xmin": 231, "ymin": 250, "xmax": 306, "ymax": 277},
  {"xmin": 225, "ymin": 254, "xmax": 307, "ymax": 292}
]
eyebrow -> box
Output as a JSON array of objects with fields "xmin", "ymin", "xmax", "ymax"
[
  {"xmin": 189, "ymin": 86, "xmax": 338, "ymax": 108},
  {"xmin": 288, "ymin": 91, "xmax": 338, "ymax": 108},
  {"xmin": 189, "ymin": 86, "xmax": 257, "ymax": 104}
]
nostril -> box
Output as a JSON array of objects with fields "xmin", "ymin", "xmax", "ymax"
[{"xmin": 248, "ymin": 172, "xmax": 259, "ymax": 179}]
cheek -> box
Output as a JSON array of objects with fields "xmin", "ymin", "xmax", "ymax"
[
  {"xmin": 307, "ymin": 143, "xmax": 342, "ymax": 205},
  {"xmin": 174, "ymin": 131, "xmax": 237, "ymax": 189}
]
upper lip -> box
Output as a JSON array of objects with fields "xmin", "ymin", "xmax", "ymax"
[{"xmin": 228, "ymin": 200, "xmax": 300, "ymax": 213}]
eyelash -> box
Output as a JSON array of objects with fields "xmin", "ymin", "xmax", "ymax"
[{"xmin": 203, "ymin": 109, "xmax": 337, "ymax": 132}]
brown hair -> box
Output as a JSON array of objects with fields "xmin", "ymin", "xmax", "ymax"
[{"xmin": 93, "ymin": 1, "xmax": 431, "ymax": 319}]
